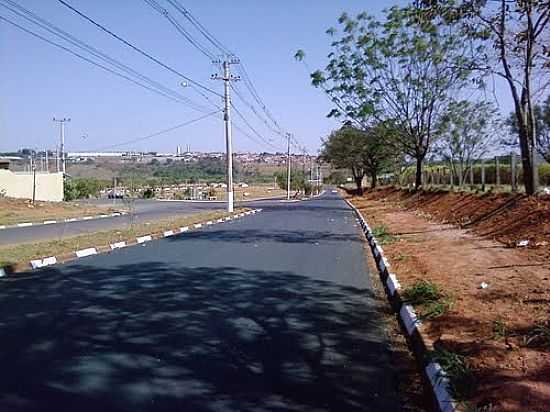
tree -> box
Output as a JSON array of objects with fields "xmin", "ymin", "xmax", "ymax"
[
  {"xmin": 420, "ymin": 0, "xmax": 550, "ymax": 194},
  {"xmin": 297, "ymin": 5, "xmax": 480, "ymax": 189},
  {"xmin": 508, "ymin": 95, "xmax": 550, "ymax": 162},
  {"xmin": 436, "ymin": 100, "xmax": 501, "ymax": 184},
  {"xmin": 275, "ymin": 170, "xmax": 308, "ymax": 193},
  {"xmin": 320, "ymin": 126, "xmax": 391, "ymax": 194}
]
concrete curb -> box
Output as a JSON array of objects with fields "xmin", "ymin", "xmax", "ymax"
[
  {"xmin": 0, "ymin": 211, "xmax": 129, "ymax": 231},
  {"xmin": 345, "ymin": 198, "xmax": 456, "ymax": 412},
  {"xmin": 0, "ymin": 209, "xmax": 263, "ymax": 276}
]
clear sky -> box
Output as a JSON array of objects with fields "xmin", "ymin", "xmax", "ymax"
[
  {"xmin": 1, "ymin": 0, "xmax": 515, "ymax": 156},
  {"xmin": 0, "ymin": 0, "xmax": 398, "ymax": 155}
]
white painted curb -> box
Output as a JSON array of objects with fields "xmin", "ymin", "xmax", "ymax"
[
  {"xmin": 110, "ymin": 241, "xmax": 126, "ymax": 250},
  {"xmin": 17, "ymin": 222, "xmax": 33, "ymax": 227},
  {"xmin": 425, "ymin": 362, "xmax": 456, "ymax": 412},
  {"xmin": 43, "ymin": 220, "xmax": 56, "ymax": 225},
  {"xmin": 136, "ymin": 235, "xmax": 152, "ymax": 244},
  {"xmin": 163, "ymin": 230, "xmax": 175, "ymax": 237},
  {"xmin": 194, "ymin": 223, "xmax": 202, "ymax": 229},
  {"xmin": 75, "ymin": 248, "xmax": 97, "ymax": 258},
  {"xmin": 180, "ymin": 226, "xmax": 189, "ymax": 233},
  {"xmin": 30, "ymin": 256, "xmax": 57, "ymax": 269},
  {"xmin": 386, "ymin": 273, "xmax": 401, "ymax": 296}
]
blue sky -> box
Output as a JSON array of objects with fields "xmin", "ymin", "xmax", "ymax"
[{"xmin": 0, "ymin": 0, "xmax": 513, "ymax": 155}]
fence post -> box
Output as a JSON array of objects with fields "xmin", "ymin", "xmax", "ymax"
[
  {"xmin": 511, "ymin": 152, "xmax": 517, "ymax": 192},
  {"xmin": 495, "ymin": 156, "xmax": 500, "ymax": 188},
  {"xmin": 481, "ymin": 160, "xmax": 486, "ymax": 192}
]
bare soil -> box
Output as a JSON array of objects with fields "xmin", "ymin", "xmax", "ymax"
[
  {"xmin": 348, "ymin": 187, "xmax": 550, "ymax": 412},
  {"xmin": 0, "ymin": 197, "xmax": 121, "ymax": 226}
]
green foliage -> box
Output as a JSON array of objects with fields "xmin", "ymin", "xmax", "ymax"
[
  {"xmin": 402, "ymin": 280, "xmax": 453, "ymax": 320},
  {"xmin": 64, "ymin": 178, "xmax": 108, "ymax": 201},
  {"xmin": 430, "ymin": 348, "xmax": 475, "ymax": 400},
  {"xmin": 372, "ymin": 224, "xmax": 396, "ymax": 245},
  {"xmin": 143, "ymin": 188, "xmax": 155, "ymax": 199},
  {"xmin": 326, "ymin": 170, "xmax": 348, "ymax": 185},
  {"xmin": 274, "ymin": 170, "xmax": 308, "ymax": 192}
]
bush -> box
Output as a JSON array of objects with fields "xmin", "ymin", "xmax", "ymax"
[{"xmin": 143, "ymin": 188, "xmax": 155, "ymax": 199}]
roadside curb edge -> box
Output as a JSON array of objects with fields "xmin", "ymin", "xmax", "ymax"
[
  {"xmin": 0, "ymin": 211, "xmax": 129, "ymax": 231},
  {"xmin": 345, "ymin": 198, "xmax": 456, "ymax": 412}
]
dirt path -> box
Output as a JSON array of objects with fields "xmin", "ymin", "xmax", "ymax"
[{"xmin": 349, "ymin": 189, "xmax": 549, "ymax": 412}]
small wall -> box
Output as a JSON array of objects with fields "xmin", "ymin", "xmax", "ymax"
[{"xmin": 0, "ymin": 170, "xmax": 64, "ymax": 202}]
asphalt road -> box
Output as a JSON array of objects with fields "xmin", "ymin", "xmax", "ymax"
[
  {"xmin": 0, "ymin": 198, "xmax": 281, "ymax": 246},
  {"xmin": 0, "ymin": 191, "xmax": 400, "ymax": 411}
]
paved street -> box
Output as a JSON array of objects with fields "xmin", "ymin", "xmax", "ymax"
[
  {"xmin": 0, "ymin": 197, "xmax": 282, "ymax": 246},
  {"xmin": 0, "ymin": 191, "xmax": 400, "ymax": 411}
]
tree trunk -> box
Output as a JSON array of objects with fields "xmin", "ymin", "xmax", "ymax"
[
  {"xmin": 354, "ymin": 176, "xmax": 363, "ymax": 195},
  {"xmin": 370, "ymin": 171, "xmax": 377, "ymax": 189},
  {"xmin": 415, "ymin": 157, "xmax": 423, "ymax": 190},
  {"xmin": 517, "ymin": 122, "xmax": 535, "ymax": 195}
]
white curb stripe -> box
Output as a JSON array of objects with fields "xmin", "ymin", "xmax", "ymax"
[
  {"xmin": 425, "ymin": 362, "xmax": 456, "ymax": 412},
  {"xmin": 75, "ymin": 248, "xmax": 97, "ymax": 258},
  {"xmin": 400, "ymin": 304, "xmax": 421, "ymax": 335},
  {"xmin": 110, "ymin": 241, "xmax": 126, "ymax": 249},
  {"xmin": 17, "ymin": 222, "xmax": 32, "ymax": 227},
  {"xmin": 206, "ymin": 221, "xmax": 213, "ymax": 225},
  {"xmin": 43, "ymin": 220, "xmax": 57, "ymax": 225},
  {"xmin": 180, "ymin": 226, "xmax": 189, "ymax": 232},
  {"xmin": 386, "ymin": 274, "xmax": 401, "ymax": 296},
  {"xmin": 0, "ymin": 226, "xmax": 5, "ymax": 230},
  {"xmin": 136, "ymin": 235, "xmax": 152, "ymax": 244},
  {"xmin": 216, "ymin": 218, "xmax": 223, "ymax": 223},
  {"xmin": 224, "ymin": 217, "xmax": 231, "ymax": 221},
  {"xmin": 163, "ymin": 230, "xmax": 174, "ymax": 237},
  {"xmin": 65, "ymin": 218, "xmax": 77, "ymax": 222},
  {"xmin": 30, "ymin": 256, "xmax": 57, "ymax": 269},
  {"xmin": 0, "ymin": 267, "xmax": 5, "ymax": 277},
  {"xmin": 99, "ymin": 214, "xmax": 109, "ymax": 218},
  {"xmin": 194, "ymin": 223, "xmax": 202, "ymax": 228},
  {"xmin": 82, "ymin": 216, "xmax": 93, "ymax": 220}
]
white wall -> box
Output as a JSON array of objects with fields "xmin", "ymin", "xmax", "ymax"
[{"xmin": 0, "ymin": 170, "xmax": 64, "ymax": 202}]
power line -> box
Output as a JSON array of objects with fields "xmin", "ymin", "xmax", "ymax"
[
  {"xmin": 231, "ymin": 104, "xmax": 283, "ymax": 151},
  {"xmin": 142, "ymin": 0, "xmax": 216, "ymax": 60},
  {"xmin": 0, "ymin": 0, "xmax": 212, "ymax": 112},
  {"xmin": 56, "ymin": 0, "xmax": 222, "ymax": 98},
  {"xmin": 94, "ymin": 110, "xmax": 221, "ymax": 151},
  {"xmin": 0, "ymin": 14, "xmax": 203, "ymax": 107}
]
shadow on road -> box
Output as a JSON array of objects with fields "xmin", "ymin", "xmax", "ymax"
[{"xmin": 0, "ymin": 262, "xmax": 398, "ymax": 411}]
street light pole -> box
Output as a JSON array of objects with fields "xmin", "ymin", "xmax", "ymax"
[
  {"xmin": 286, "ymin": 133, "xmax": 291, "ymax": 201},
  {"xmin": 53, "ymin": 117, "xmax": 70, "ymax": 174}
]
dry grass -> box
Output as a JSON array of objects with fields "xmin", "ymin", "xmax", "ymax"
[
  {"xmin": 0, "ymin": 197, "xmax": 121, "ymax": 226},
  {"xmin": 0, "ymin": 209, "xmax": 246, "ymax": 267}
]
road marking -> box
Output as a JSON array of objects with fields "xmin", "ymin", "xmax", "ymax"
[
  {"xmin": 75, "ymin": 248, "xmax": 97, "ymax": 258},
  {"xmin": 163, "ymin": 230, "xmax": 174, "ymax": 237},
  {"xmin": 180, "ymin": 226, "xmax": 189, "ymax": 232},
  {"xmin": 17, "ymin": 222, "xmax": 32, "ymax": 227},
  {"xmin": 216, "ymin": 218, "xmax": 223, "ymax": 223},
  {"xmin": 110, "ymin": 241, "xmax": 126, "ymax": 249},
  {"xmin": 82, "ymin": 216, "xmax": 93, "ymax": 220},
  {"xmin": 43, "ymin": 220, "xmax": 56, "ymax": 225},
  {"xmin": 136, "ymin": 235, "xmax": 152, "ymax": 243},
  {"xmin": 194, "ymin": 223, "xmax": 202, "ymax": 228},
  {"xmin": 224, "ymin": 217, "xmax": 231, "ymax": 221},
  {"xmin": 30, "ymin": 256, "xmax": 57, "ymax": 269},
  {"xmin": 0, "ymin": 267, "xmax": 5, "ymax": 277},
  {"xmin": 65, "ymin": 218, "xmax": 77, "ymax": 222},
  {"xmin": 99, "ymin": 214, "xmax": 109, "ymax": 218},
  {"xmin": 206, "ymin": 221, "xmax": 213, "ymax": 225}
]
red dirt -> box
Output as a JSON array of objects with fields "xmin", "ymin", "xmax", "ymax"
[{"xmin": 348, "ymin": 187, "xmax": 550, "ymax": 412}]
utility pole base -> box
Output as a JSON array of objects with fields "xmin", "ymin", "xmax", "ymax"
[{"xmin": 227, "ymin": 191, "xmax": 234, "ymax": 212}]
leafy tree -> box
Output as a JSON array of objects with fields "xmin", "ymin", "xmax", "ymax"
[
  {"xmin": 298, "ymin": 5, "xmax": 480, "ymax": 189},
  {"xmin": 420, "ymin": 0, "xmax": 550, "ymax": 194},
  {"xmin": 508, "ymin": 95, "xmax": 550, "ymax": 163},
  {"xmin": 143, "ymin": 187, "xmax": 155, "ymax": 199},
  {"xmin": 275, "ymin": 170, "xmax": 308, "ymax": 193},
  {"xmin": 321, "ymin": 125, "xmax": 392, "ymax": 193},
  {"xmin": 436, "ymin": 100, "xmax": 501, "ymax": 184}
]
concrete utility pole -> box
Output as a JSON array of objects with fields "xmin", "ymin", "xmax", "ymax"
[
  {"xmin": 212, "ymin": 57, "xmax": 239, "ymax": 212},
  {"xmin": 45, "ymin": 148, "xmax": 49, "ymax": 173},
  {"xmin": 286, "ymin": 133, "xmax": 292, "ymax": 201},
  {"xmin": 53, "ymin": 117, "xmax": 70, "ymax": 174}
]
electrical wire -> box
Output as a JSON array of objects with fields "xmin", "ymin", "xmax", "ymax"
[
  {"xmin": 56, "ymin": 0, "xmax": 222, "ymax": 98},
  {"xmin": 0, "ymin": 0, "xmax": 212, "ymax": 113},
  {"xmin": 94, "ymin": 110, "xmax": 221, "ymax": 151}
]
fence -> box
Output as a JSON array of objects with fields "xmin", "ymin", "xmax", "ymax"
[{"xmin": 395, "ymin": 153, "xmax": 550, "ymax": 192}]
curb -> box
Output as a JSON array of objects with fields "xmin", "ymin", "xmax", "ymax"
[
  {"xmin": 0, "ymin": 211, "xmax": 129, "ymax": 231},
  {"xmin": 0, "ymin": 209, "xmax": 262, "ymax": 277},
  {"xmin": 345, "ymin": 198, "xmax": 456, "ymax": 412}
]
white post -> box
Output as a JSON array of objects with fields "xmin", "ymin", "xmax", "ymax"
[
  {"xmin": 223, "ymin": 60, "xmax": 234, "ymax": 212},
  {"xmin": 286, "ymin": 133, "xmax": 291, "ymax": 201}
]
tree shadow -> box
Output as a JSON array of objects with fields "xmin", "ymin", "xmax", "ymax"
[{"xmin": 0, "ymin": 263, "xmax": 399, "ymax": 411}]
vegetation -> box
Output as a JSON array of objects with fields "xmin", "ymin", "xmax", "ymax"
[
  {"xmin": 372, "ymin": 224, "xmax": 397, "ymax": 245},
  {"xmin": 64, "ymin": 178, "xmax": 110, "ymax": 201},
  {"xmin": 430, "ymin": 348, "xmax": 475, "ymax": 401},
  {"xmin": 402, "ymin": 280, "xmax": 453, "ymax": 320},
  {"xmin": 274, "ymin": 170, "xmax": 312, "ymax": 194}
]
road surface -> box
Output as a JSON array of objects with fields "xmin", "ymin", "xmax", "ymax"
[
  {"xmin": 0, "ymin": 191, "xmax": 400, "ymax": 411},
  {"xmin": 0, "ymin": 197, "xmax": 281, "ymax": 246}
]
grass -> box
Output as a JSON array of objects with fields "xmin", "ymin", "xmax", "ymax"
[
  {"xmin": 0, "ymin": 209, "xmax": 246, "ymax": 267},
  {"xmin": 492, "ymin": 319, "xmax": 508, "ymax": 340},
  {"xmin": 402, "ymin": 280, "xmax": 453, "ymax": 320},
  {"xmin": 430, "ymin": 348, "xmax": 475, "ymax": 401},
  {"xmin": 372, "ymin": 224, "xmax": 397, "ymax": 245},
  {"xmin": 0, "ymin": 198, "xmax": 122, "ymax": 226}
]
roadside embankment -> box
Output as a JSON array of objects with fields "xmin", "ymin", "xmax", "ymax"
[{"xmin": 347, "ymin": 187, "xmax": 549, "ymax": 412}]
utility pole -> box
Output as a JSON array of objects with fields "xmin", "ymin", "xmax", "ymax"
[
  {"xmin": 53, "ymin": 117, "xmax": 70, "ymax": 174},
  {"xmin": 45, "ymin": 148, "xmax": 49, "ymax": 173},
  {"xmin": 31, "ymin": 151, "xmax": 37, "ymax": 203},
  {"xmin": 286, "ymin": 133, "xmax": 292, "ymax": 201},
  {"xmin": 212, "ymin": 57, "xmax": 239, "ymax": 212}
]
